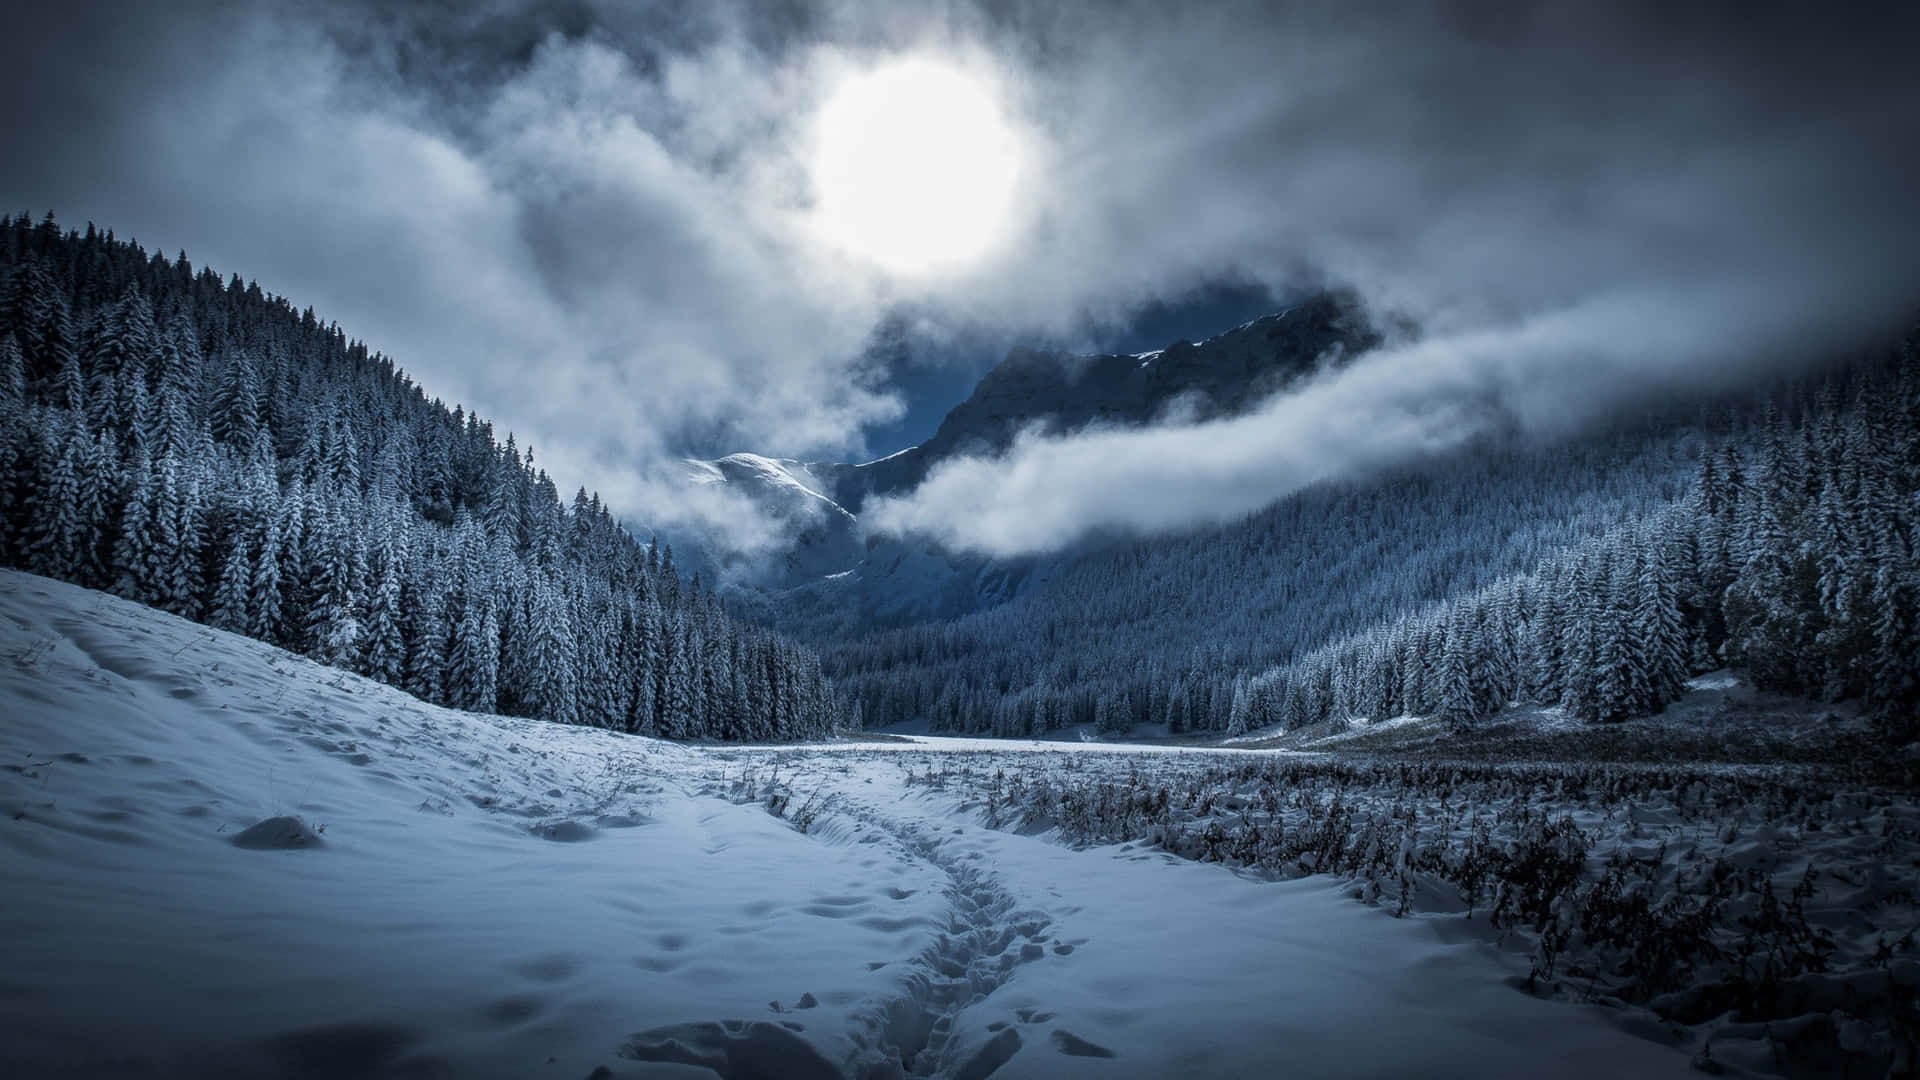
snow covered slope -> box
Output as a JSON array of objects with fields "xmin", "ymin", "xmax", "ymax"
[
  {"xmin": 0, "ymin": 570, "xmax": 1693, "ymax": 1078},
  {"xmin": 0, "ymin": 570, "xmax": 948, "ymax": 1079},
  {"xmin": 683, "ymin": 453, "xmax": 864, "ymax": 584}
]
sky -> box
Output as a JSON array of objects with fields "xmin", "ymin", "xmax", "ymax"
[{"xmin": 5, "ymin": 0, "xmax": 1919, "ymax": 559}]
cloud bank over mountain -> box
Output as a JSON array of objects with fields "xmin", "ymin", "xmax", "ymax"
[{"xmin": 5, "ymin": 1, "xmax": 1917, "ymax": 552}]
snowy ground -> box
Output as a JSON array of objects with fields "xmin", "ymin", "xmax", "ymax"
[{"xmin": 0, "ymin": 569, "xmax": 1814, "ymax": 1078}]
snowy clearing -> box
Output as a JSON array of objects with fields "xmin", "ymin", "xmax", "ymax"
[{"xmin": 6, "ymin": 570, "xmax": 1899, "ymax": 1078}]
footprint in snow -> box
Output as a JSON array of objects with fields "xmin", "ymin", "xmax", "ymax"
[{"xmin": 1052, "ymin": 1029, "xmax": 1117, "ymax": 1058}]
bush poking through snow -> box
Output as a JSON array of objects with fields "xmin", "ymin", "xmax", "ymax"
[
  {"xmin": 898, "ymin": 751, "xmax": 1920, "ymax": 1076},
  {"xmin": 229, "ymin": 815, "xmax": 324, "ymax": 850},
  {"xmin": 724, "ymin": 764, "xmax": 839, "ymax": 835}
]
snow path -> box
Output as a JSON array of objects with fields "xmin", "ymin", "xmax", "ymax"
[
  {"xmin": 699, "ymin": 753, "xmax": 1699, "ymax": 1079},
  {"xmin": 0, "ymin": 571, "xmax": 1694, "ymax": 1078}
]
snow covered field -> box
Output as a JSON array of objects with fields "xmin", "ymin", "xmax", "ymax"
[{"xmin": 4, "ymin": 569, "xmax": 1883, "ymax": 1079}]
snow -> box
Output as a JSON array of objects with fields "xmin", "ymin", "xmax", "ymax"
[
  {"xmin": 686, "ymin": 454, "xmax": 857, "ymax": 523},
  {"xmin": 1685, "ymin": 672, "xmax": 1742, "ymax": 692},
  {"xmin": 794, "ymin": 765, "xmax": 1694, "ymax": 1079},
  {"xmin": 713, "ymin": 454, "xmax": 855, "ymax": 518},
  {"xmin": 1, "ymin": 573, "xmax": 938, "ymax": 1078},
  {"xmin": 1295, "ymin": 713, "xmax": 1425, "ymax": 746},
  {"xmin": 854, "ymin": 445, "xmax": 919, "ymax": 469},
  {"xmin": 1, "ymin": 570, "xmax": 1698, "ymax": 1078},
  {"xmin": 841, "ymin": 733, "xmax": 1302, "ymax": 757},
  {"xmin": 683, "ymin": 458, "xmax": 728, "ymax": 485}
]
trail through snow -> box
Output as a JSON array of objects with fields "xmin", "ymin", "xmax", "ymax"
[{"xmin": 0, "ymin": 571, "xmax": 1693, "ymax": 1078}]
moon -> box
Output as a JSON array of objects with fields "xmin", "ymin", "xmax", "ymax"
[{"xmin": 810, "ymin": 59, "xmax": 1023, "ymax": 276}]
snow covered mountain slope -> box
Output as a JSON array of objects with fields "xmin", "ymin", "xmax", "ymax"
[
  {"xmin": 683, "ymin": 453, "xmax": 864, "ymax": 583},
  {"xmin": 832, "ymin": 290, "xmax": 1377, "ymax": 513},
  {"xmin": 0, "ymin": 569, "xmax": 1695, "ymax": 1078},
  {"xmin": 704, "ymin": 292, "xmax": 1374, "ymax": 606}
]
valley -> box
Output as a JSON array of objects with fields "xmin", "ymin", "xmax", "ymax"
[
  {"xmin": 6, "ymin": 4, "xmax": 1920, "ymax": 1074},
  {"xmin": 6, "ymin": 570, "xmax": 1913, "ymax": 1078}
]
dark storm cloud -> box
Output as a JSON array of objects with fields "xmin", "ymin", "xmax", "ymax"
[
  {"xmin": 1, "ymin": 0, "xmax": 908, "ymax": 552},
  {"xmin": 870, "ymin": 1, "xmax": 1920, "ymax": 553},
  {"xmin": 4, "ymin": 1, "xmax": 1918, "ymax": 557}
]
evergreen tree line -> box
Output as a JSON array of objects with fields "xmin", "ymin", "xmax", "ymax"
[
  {"xmin": 0, "ymin": 213, "xmax": 842, "ymax": 740},
  {"xmin": 827, "ymin": 343, "xmax": 1919, "ymax": 738},
  {"xmin": 1250, "ymin": 362, "xmax": 1920, "ymax": 738},
  {"xmin": 825, "ymin": 414, "xmax": 1707, "ymax": 735}
]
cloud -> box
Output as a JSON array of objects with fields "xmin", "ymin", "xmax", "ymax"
[
  {"xmin": 0, "ymin": 1, "xmax": 908, "ymax": 549},
  {"xmin": 864, "ymin": 0, "xmax": 1920, "ymax": 554},
  {"xmin": 4, "ymin": 1, "xmax": 1918, "ymax": 562},
  {"xmin": 870, "ymin": 282, "xmax": 1904, "ymax": 556}
]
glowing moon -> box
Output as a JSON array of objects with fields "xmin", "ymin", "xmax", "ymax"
[{"xmin": 810, "ymin": 59, "xmax": 1022, "ymax": 275}]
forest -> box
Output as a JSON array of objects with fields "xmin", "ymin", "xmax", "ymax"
[
  {"xmin": 823, "ymin": 343, "xmax": 1920, "ymax": 741},
  {"xmin": 7, "ymin": 209, "xmax": 1914, "ymax": 750},
  {"xmin": 0, "ymin": 213, "xmax": 843, "ymax": 741}
]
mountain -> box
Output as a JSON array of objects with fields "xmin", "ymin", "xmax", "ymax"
[
  {"xmin": 811, "ymin": 346, "xmax": 1920, "ymax": 739},
  {"xmin": 0, "ymin": 212, "xmax": 842, "ymax": 741},
  {"xmin": 692, "ymin": 270, "xmax": 1919, "ymax": 740},
  {"xmin": 815, "ymin": 289, "xmax": 1378, "ymax": 516},
  {"xmin": 693, "ymin": 290, "xmax": 1379, "ymax": 623},
  {"xmin": 681, "ymin": 452, "xmax": 862, "ymax": 584}
]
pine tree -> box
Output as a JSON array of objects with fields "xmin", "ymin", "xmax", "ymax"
[
  {"xmin": 82, "ymin": 288, "xmax": 156, "ymax": 439},
  {"xmin": 1165, "ymin": 676, "xmax": 1190, "ymax": 734},
  {"xmin": 1559, "ymin": 553, "xmax": 1604, "ymax": 721},
  {"xmin": 73, "ymin": 429, "xmax": 117, "ymax": 588},
  {"xmin": 0, "ymin": 256, "xmax": 75, "ymax": 388},
  {"xmin": 210, "ymin": 350, "xmax": 261, "ymax": 447},
  {"xmin": 448, "ymin": 596, "xmax": 499, "ymax": 714},
  {"xmin": 661, "ymin": 615, "xmax": 698, "ymax": 738},
  {"xmin": 0, "ymin": 332, "xmax": 24, "ymax": 411},
  {"xmin": 247, "ymin": 516, "xmax": 285, "ymax": 644},
  {"xmin": 626, "ymin": 597, "xmax": 662, "ymax": 736},
  {"xmin": 108, "ymin": 449, "xmax": 155, "ymax": 604},
  {"xmin": 50, "ymin": 346, "xmax": 85, "ymax": 415},
  {"xmin": 1524, "ymin": 570, "xmax": 1566, "ymax": 705},
  {"xmin": 522, "ymin": 574, "xmax": 580, "ymax": 725},
  {"xmin": 1590, "ymin": 552, "xmax": 1643, "ymax": 723},
  {"xmin": 304, "ymin": 499, "xmax": 363, "ymax": 668},
  {"xmin": 1867, "ymin": 557, "xmax": 1917, "ymax": 734},
  {"xmin": 1436, "ymin": 604, "xmax": 1478, "ymax": 728},
  {"xmin": 27, "ymin": 418, "xmax": 86, "ymax": 581},
  {"xmin": 362, "ymin": 525, "xmax": 407, "ymax": 686},
  {"xmin": 1225, "ymin": 675, "xmax": 1250, "ymax": 737},
  {"xmin": 404, "ymin": 588, "xmax": 450, "ymax": 707},
  {"xmin": 210, "ymin": 533, "xmax": 253, "ymax": 633},
  {"xmin": 1638, "ymin": 528, "xmax": 1690, "ymax": 707},
  {"xmin": 150, "ymin": 452, "xmax": 205, "ymax": 620},
  {"xmin": 153, "ymin": 311, "xmax": 202, "ymax": 463}
]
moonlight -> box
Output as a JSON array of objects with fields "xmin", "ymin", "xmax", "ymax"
[{"xmin": 809, "ymin": 58, "xmax": 1023, "ymax": 275}]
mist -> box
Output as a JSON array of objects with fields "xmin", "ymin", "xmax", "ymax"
[{"xmin": 865, "ymin": 1, "xmax": 1920, "ymax": 554}]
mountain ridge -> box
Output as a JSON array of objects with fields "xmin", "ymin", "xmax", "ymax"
[{"xmin": 688, "ymin": 290, "xmax": 1379, "ymax": 605}]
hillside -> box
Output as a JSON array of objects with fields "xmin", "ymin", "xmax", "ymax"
[
  {"xmin": 731, "ymin": 315, "xmax": 1919, "ymax": 741},
  {"xmin": 0, "ymin": 213, "xmax": 840, "ymax": 741}
]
